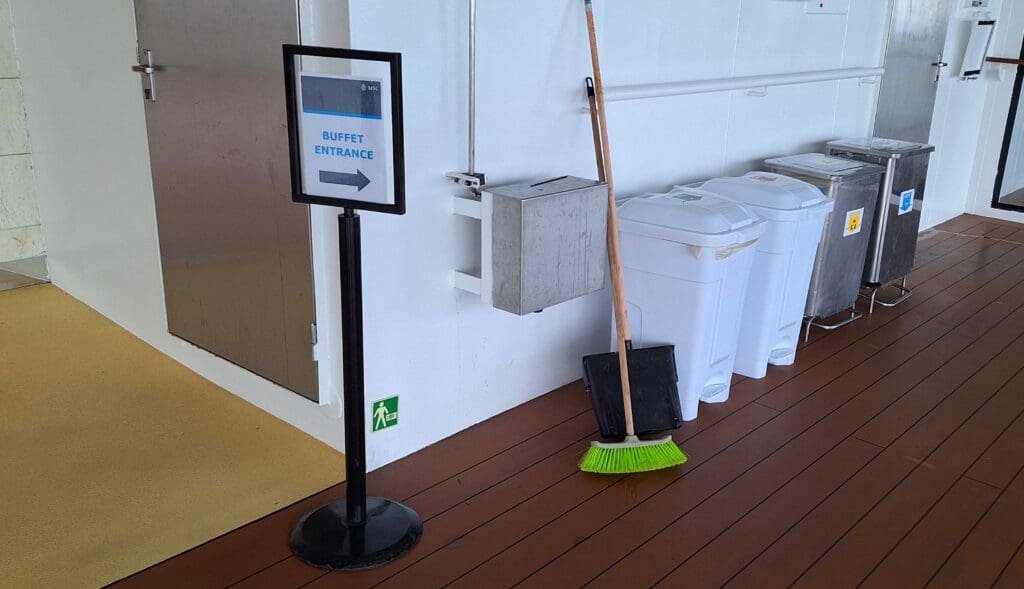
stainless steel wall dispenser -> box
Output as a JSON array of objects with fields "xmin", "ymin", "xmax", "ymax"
[{"xmin": 452, "ymin": 176, "xmax": 609, "ymax": 315}]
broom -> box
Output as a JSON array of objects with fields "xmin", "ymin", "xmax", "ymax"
[{"xmin": 579, "ymin": 0, "xmax": 687, "ymax": 475}]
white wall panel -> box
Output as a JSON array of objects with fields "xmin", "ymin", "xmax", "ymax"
[
  {"xmin": 833, "ymin": 78, "xmax": 880, "ymax": 138},
  {"xmin": 601, "ymin": 0, "xmax": 742, "ymax": 85},
  {"xmin": 734, "ymin": 0, "xmax": 849, "ymax": 76},
  {"xmin": 843, "ymin": 0, "xmax": 892, "ymax": 67},
  {"xmin": 723, "ymin": 81, "xmax": 842, "ymax": 175},
  {"xmin": 606, "ymin": 93, "xmax": 732, "ymax": 191}
]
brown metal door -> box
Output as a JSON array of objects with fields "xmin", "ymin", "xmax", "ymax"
[{"xmin": 134, "ymin": 0, "xmax": 318, "ymax": 401}]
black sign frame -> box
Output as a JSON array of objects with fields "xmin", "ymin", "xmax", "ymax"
[{"xmin": 283, "ymin": 44, "xmax": 406, "ymax": 215}]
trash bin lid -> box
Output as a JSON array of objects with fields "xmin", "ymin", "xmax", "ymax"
[
  {"xmin": 827, "ymin": 137, "xmax": 936, "ymax": 159},
  {"xmin": 699, "ymin": 173, "xmax": 830, "ymax": 215},
  {"xmin": 764, "ymin": 153, "xmax": 885, "ymax": 182},
  {"xmin": 618, "ymin": 188, "xmax": 763, "ymax": 247}
]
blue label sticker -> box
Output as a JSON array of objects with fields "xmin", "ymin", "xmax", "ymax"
[{"xmin": 898, "ymin": 189, "xmax": 915, "ymax": 216}]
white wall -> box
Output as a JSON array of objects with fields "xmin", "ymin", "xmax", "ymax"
[
  {"xmin": 11, "ymin": 0, "xmax": 891, "ymax": 471},
  {"xmin": 346, "ymin": 0, "xmax": 889, "ymax": 468}
]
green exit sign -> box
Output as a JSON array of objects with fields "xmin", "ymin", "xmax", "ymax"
[{"xmin": 372, "ymin": 396, "xmax": 399, "ymax": 432}]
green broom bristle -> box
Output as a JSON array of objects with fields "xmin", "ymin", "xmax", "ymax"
[{"xmin": 579, "ymin": 436, "xmax": 687, "ymax": 474}]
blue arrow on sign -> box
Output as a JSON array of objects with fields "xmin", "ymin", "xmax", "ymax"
[{"xmin": 320, "ymin": 169, "xmax": 371, "ymax": 191}]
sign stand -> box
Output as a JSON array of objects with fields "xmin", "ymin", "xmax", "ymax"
[{"xmin": 283, "ymin": 45, "xmax": 421, "ymax": 570}]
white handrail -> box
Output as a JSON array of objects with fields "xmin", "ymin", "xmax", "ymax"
[{"xmin": 601, "ymin": 67, "xmax": 885, "ymax": 102}]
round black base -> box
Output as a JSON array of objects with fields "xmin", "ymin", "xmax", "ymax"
[{"xmin": 289, "ymin": 497, "xmax": 423, "ymax": 571}]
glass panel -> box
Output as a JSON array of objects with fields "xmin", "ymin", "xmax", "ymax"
[
  {"xmin": 999, "ymin": 92, "xmax": 1024, "ymax": 201},
  {"xmin": 995, "ymin": 36, "xmax": 1024, "ymax": 208}
]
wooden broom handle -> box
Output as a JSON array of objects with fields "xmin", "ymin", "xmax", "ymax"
[{"xmin": 585, "ymin": 0, "xmax": 635, "ymax": 436}]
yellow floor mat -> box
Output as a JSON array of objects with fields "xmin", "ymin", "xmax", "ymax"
[{"xmin": 0, "ymin": 285, "xmax": 343, "ymax": 588}]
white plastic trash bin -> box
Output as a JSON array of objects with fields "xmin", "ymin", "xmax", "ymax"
[
  {"xmin": 696, "ymin": 173, "xmax": 834, "ymax": 380},
  {"xmin": 616, "ymin": 188, "xmax": 765, "ymax": 421}
]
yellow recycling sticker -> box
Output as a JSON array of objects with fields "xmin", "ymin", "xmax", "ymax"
[{"xmin": 844, "ymin": 208, "xmax": 864, "ymax": 237}]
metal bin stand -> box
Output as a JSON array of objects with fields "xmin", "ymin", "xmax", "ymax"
[
  {"xmin": 826, "ymin": 138, "xmax": 935, "ymax": 313},
  {"xmin": 763, "ymin": 154, "xmax": 885, "ymax": 340}
]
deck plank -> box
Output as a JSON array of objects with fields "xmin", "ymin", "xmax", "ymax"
[
  {"xmin": 967, "ymin": 411, "xmax": 1024, "ymax": 490},
  {"xmin": 794, "ymin": 369, "xmax": 1024, "ymax": 588},
  {"xmin": 357, "ymin": 405, "xmax": 779, "ymax": 589},
  {"xmin": 930, "ymin": 467, "xmax": 1024, "ymax": 588},
  {"xmin": 995, "ymin": 543, "xmax": 1024, "ymax": 588},
  {"xmin": 860, "ymin": 477, "xmax": 999, "ymax": 588},
  {"xmin": 652, "ymin": 438, "xmax": 881, "ymax": 589},
  {"xmin": 726, "ymin": 318, "xmax": 1024, "ymax": 588},
  {"xmin": 446, "ymin": 403, "xmax": 780, "ymax": 589}
]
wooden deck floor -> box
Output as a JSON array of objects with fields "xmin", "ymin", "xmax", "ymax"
[{"xmin": 111, "ymin": 214, "xmax": 1024, "ymax": 589}]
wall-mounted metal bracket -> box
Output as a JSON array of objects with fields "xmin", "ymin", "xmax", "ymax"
[
  {"xmin": 452, "ymin": 192, "xmax": 490, "ymax": 303},
  {"xmin": 453, "ymin": 271, "xmax": 482, "ymax": 295},
  {"xmin": 860, "ymin": 277, "xmax": 912, "ymax": 314},
  {"xmin": 446, "ymin": 171, "xmax": 486, "ymax": 192},
  {"xmin": 451, "ymin": 193, "xmax": 482, "ymax": 218}
]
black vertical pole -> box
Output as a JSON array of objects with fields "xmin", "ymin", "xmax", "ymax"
[
  {"xmin": 339, "ymin": 208, "xmax": 367, "ymax": 527},
  {"xmin": 289, "ymin": 209, "xmax": 422, "ymax": 571}
]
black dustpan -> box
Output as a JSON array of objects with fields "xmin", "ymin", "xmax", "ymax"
[{"xmin": 583, "ymin": 341, "xmax": 682, "ymax": 439}]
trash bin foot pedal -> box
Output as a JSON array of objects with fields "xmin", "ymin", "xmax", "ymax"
[
  {"xmin": 768, "ymin": 347, "xmax": 797, "ymax": 367},
  {"xmin": 700, "ymin": 383, "xmax": 729, "ymax": 404},
  {"xmin": 873, "ymin": 285, "xmax": 911, "ymax": 308},
  {"xmin": 804, "ymin": 309, "xmax": 864, "ymax": 342},
  {"xmin": 860, "ymin": 278, "xmax": 911, "ymax": 314}
]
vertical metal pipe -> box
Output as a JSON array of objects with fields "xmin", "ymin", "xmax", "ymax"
[
  {"xmin": 468, "ymin": 0, "xmax": 476, "ymax": 174},
  {"xmin": 339, "ymin": 209, "xmax": 367, "ymax": 527},
  {"xmin": 866, "ymin": 157, "xmax": 897, "ymax": 283}
]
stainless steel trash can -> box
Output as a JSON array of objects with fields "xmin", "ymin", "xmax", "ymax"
[
  {"xmin": 763, "ymin": 154, "xmax": 885, "ymax": 340},
  {"xmin": 826, "ymin": 138, "xmax": 935, "ymax": 312}
]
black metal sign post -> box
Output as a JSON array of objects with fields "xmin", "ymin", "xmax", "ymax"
[{"xmin": 283, "ymin": 44, "xmax": 421, "ymax": 570}]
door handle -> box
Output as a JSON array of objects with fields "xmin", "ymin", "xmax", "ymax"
[
  {"xmin": 931, "ymin": 53, "xmax": 949, "ymax": 83},
  {"xmin": 132, "ymin": 49, "xmax": 164, "ymax": 102}
]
